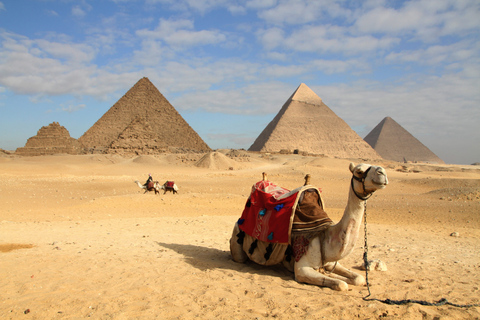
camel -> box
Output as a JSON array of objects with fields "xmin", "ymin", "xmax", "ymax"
[
  {"xmin": 160, "ymin": 181, "xmax": 178, "ymax": 194},
  {"xmin": 134, "ymin": 180, "xmax": 161, "ymax": 194},
  {"xmin": 229, "ymin": 163, "xmax": 388, "ymax": 291}
]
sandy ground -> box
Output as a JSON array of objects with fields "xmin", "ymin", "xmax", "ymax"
[{"xmin": 1, "ymin": 152, "xmax": 479, "ymax": 319}]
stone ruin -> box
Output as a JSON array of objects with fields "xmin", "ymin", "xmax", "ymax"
[{"xmin": 15, "ymin": 122, "xmax": 84, "ymax": 156}]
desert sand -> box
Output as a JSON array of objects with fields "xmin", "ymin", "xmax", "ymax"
[{"xmin": 1, "ymin": 152, "xmax": 479, "ymax": 319}]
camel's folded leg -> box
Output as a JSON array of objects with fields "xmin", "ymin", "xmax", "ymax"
[
  {"xmin": 324, "ymin": 262, "xmax": 366, "ymax": 286},
  {"xmin": 294, "ymin": 258, "xmax": 348, "ymax": 291},
  {"xmin": 230, "ymin": 223, "xmax": 248, "ymax": 263}
]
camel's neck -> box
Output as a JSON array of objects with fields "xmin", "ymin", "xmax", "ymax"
[{"xmin": 324, "ymin": 185, "xmax": 365, "ymax": 262}]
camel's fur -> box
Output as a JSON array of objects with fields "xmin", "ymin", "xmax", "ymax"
[
  {"xmin": 229, "ymin": 163, "xmax": 388, "ymax": 291},
  {"xmin": 134, "ymin": 180, "xmax": 162, "ymax": 194},
  {"xmin": 160, "ymin": 181, "xmax": 179, "ymax": 194}
]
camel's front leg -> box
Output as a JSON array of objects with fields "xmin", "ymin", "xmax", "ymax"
[
  {"xmin": 325, "ymin": 262, "xmax": 365, "ymax": 286},
  {"xmin": 294, "ymin": 238, "xmax": 348, "ymax": 291},
  {"xmin": 294, "ymin": 262, "xmax": 348, "ymax": 291}
]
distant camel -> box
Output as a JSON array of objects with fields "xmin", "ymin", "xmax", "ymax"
[
  {"xmin": 161, "ymin": 181, "xmax": 178, "ymax": 194},
  {"xmin": 134, "ymin": 180, "xmax": 161, "ymax": 194}
]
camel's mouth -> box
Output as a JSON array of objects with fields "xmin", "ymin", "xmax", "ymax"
[{"xmin": 372, "ymin": 179, "xmax": 388, "ymax": 188}]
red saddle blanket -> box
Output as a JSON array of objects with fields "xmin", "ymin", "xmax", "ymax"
[
  {"xmin": 165, "ymin": 181, "xmax": 175, "ymax": 188},
  {"xmin": 238, "ymin": 180, "xmax": 332, "ymax": 245}
]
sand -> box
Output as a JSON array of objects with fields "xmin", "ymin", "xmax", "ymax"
[{"xmin": 1, "ymin": 153, "xmax": 479, "ymax": 319}]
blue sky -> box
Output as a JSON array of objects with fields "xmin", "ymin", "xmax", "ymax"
[{"xmin": 0, "ymin": 0, "xmax": 479, "ymax": 164}]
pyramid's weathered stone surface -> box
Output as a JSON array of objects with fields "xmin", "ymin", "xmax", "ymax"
[
  {"xmin": 79, "ymin": 77, "xmax": 211, "ymax": 154},
  {"xmin": 16, "ymin": 122, "xmax": 84, "ymax": 156},
  {"xmin": 364, "ymin": 117, "xmax": 444, "ymax": 164},
  {"xmin": 249, "ymin": 83, "xmax": 381, "ymax": 159}
]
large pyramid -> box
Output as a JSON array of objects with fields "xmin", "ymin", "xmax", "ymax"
[
  {"xmin": 364, "ymin": 116, "xmax": 444, "ymax": 164},
  {"xmin": 79, "ymin": 77, "xmax": 211, "ymax": 154},
  {"xmin": 248, "ymin": 83, "xmax": 380, "ymax": 159}
]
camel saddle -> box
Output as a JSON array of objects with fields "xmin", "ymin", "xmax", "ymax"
[
  {"xmin": 165, "ymin": 181, "xmax": 175, "ymax": 188},
  {"xmin": 238, "ymin": 180, "xmax": 332, "ymax": 244},
  {"xmin": 237, "ymin": 180, "xmax": 333, "ymax": 265},
  {"xmin": 147, "ymin": 181, "xmax": 155, "ymax": 189}
]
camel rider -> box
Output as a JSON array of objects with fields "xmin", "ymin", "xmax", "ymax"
[{"xmin": 144, "ymin": 174, "xmax": 153, "ymax": 187}]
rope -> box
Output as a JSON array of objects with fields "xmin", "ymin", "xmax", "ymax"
[{"xmin": 362, "ymin": 200, "xmax": 480, "ymax": 308}]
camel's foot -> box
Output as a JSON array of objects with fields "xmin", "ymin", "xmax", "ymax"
[
  {"xmin": 326, "ymin": 262, "xmax": 365, "ymax": 286},
  {"xmin": 295, "ymin": 265, "xmax": 350, "ymax": 291},
  {"xmin": 332, "ymin": 281, "xmax": 349, "ymax": 291},
  {"xmin": 351, "ymin": 274, "xmax": 366, "ymax": 286}
]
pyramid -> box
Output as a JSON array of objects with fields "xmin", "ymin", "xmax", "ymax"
[
  {"xmin": 16, "ymin": 122, "xmax": 84, "ymax": 156},
  {"xmin": 364, "ymin": 117, "xmax": 444, "ymax": 163},
  {"xmin": 79, "ymin": 77, "xmax": 211, "ymax": 154},
  {"xmin": 248, "ymin": 83, "xmax": 381, "ymax": 159}
]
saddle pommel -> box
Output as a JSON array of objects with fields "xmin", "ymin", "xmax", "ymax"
[{"xmin": 304, "ymin": 174, "xmax": 311, "ymax": 186}]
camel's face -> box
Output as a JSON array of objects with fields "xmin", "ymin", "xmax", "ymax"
[{"xmin": 350, "ymin": 163, "xmax": 388, "ymax": 195}]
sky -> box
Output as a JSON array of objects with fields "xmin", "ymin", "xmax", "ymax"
[{"xmin": 0, "ymin": 0, "xmax": 479, "ymax": 164}]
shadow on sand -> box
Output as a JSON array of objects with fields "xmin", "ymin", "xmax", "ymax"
[{"xmin": 155, "ymin": 241, "xmax": 294, "ymax": 280}]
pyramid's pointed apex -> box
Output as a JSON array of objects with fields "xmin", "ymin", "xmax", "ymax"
[{"xmin": 291, "ymin": 83, "xmax": 323, "ymax": 105}]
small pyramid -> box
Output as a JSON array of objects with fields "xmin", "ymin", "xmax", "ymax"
[
  {"xmin": 364, "ymin": 117, "xmax": 444, "ymax": 163},
  {"xmin": 16, "ymin": 122, "xmax": 84, "ymax": 156},
  {"xmin": 79, "ymin": 77, "xmax": 211, "ymax": 154},
  {"xmin": 248, "ymin": 83, "xmax": 380, "ymax": 159}
]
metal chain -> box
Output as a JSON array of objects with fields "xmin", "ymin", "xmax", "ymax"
[{"xmin": 362, "ymin": 200, "xmax": 480, "ymax": 308}]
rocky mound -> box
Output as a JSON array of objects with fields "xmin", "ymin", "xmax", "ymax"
[
  {"xmin": 131, "ymin": 155, "xmax": 163, "ymax": 166},
  {"xmin": 195, "ymin": 152, "xmax": 237, "ymax": 170},
  {"xmin": 15, "ymin": 122, "xmax": 84, "ymax": 156}
]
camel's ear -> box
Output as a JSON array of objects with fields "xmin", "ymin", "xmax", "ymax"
[{"xmin": 349, "ymin": 162, "xmax": 356, "ymax": 173}]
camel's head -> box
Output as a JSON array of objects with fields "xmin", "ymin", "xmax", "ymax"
[{"xmin": 349, "ymin": 163, "xmax": 388, "ymax": 199}]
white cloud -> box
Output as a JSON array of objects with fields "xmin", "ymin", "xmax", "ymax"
[
  {"xmin": 245, "ymin": 0, "xmax": 276, "ymax": 10},
  {"xmin": 385, "ymin": 41, "xmax": 479, "ymax": 66},
  {"xmin": 311, "ymin": 59, "xmax": 371, "ymax": 75},
  {"xmin": 264, "ymin": 24, "xmax": 399, "ymax": 54},
  {"xmin": 136, "ymin": 19, "xmax": 226, "ymax": 48},
  {"xmin": 46, "ymin": 10, "xmax": 59, "ymax": 16},
  {"xmin": 60, "ymin": 104, "xmax": 86, "ymax": 113},
  {"xmin": 0, "ymin": 2, "xmax": 5, "ymax": 11},
  {"xmin": 227, "ymin": 4, "xmax": 246, "ymax": 15},
  {"xmin": 355, "ymin": 0, "xmax": 480, "ymax": 41},
  {"xmin": 257, "ymin": 0, "xmax": 350, "ymax": 25},
  {"xmin": 256, "ymin": 27, "xmax": 284, "ymax": 50},
  {"xmin": 72, "ymin": 6, "xmax": 86, "ymax": 17},
  {"xmin": 172, "ymin": 81, "xmax": 291, "ymax": 114},
  {"xmin": 146, "ymin": 0, "xmax": 229, "ymax": 14}
]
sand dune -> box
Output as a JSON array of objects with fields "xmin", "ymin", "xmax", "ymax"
[{"xmin": 1, "ymin": 153, "xmax": 479, "ymax": 319}]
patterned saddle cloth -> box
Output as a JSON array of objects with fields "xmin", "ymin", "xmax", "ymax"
[
  {"xmin": 236, "ymin": 179, "xmax": 333, "ymax": 265},
  {"xmin": 238, "ymin": 180, "xmax": 332, "ymax": 244}
]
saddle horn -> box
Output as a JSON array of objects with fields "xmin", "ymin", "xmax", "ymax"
[
  {"xmin": 304, "ymin": 174, "xmax": 311, "ymax": 186},
  {"xmin": 262, "ymin": 172, "xmax": 267, "ymax": 181}
]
